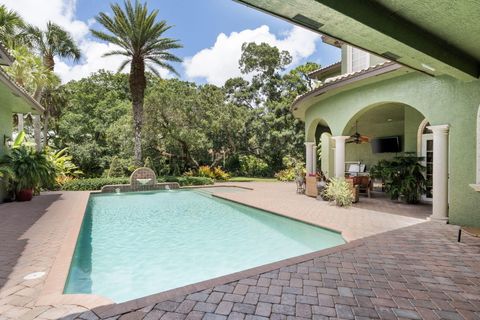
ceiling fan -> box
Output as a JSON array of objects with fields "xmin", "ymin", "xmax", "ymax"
[{"xmin": 347, "ymin": 121, "xmax": 370, "ymax": 144}]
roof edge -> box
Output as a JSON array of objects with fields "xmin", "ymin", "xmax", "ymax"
[
  {"xmin": 0, "ymin": 68, "xmax": 44, "ymax": 113},
  {"xmin": 308, "ymin": 61, "xmax": 341, "ymax": 78},
  {"xmin": 292, "ymin": 62, "xmax": 403, "ymax": 113}
]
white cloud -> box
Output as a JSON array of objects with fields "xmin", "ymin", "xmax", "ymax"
[
  {"xmin": 0, "ymin": 0, "xmax": 173, "ymax": 83},
  {"xmin": 183, "ymin": 25, "xmax": 320, "ymax": 86}
]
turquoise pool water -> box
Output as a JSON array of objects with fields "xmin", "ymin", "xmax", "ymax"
[{"xmin": 64, "ymin": 189, "xmax": 345, "ymax": 302}]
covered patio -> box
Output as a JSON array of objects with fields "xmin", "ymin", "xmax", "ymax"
[{"xmin": 292, "ymin": 61, "xmax": 460, "ymax": 221}]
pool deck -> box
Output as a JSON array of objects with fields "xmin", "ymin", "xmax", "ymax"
[{"xmin": 0, "ymin": 182, "xmax": 479, "ymax": 319}]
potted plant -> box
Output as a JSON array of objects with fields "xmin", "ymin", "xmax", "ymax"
[
  {"xmin": 322, "ymin": 178, "xmax": 354, "ymax": 207},
  {"xmin": 370, "ymin": 154, "xmax": 427, "ymax": 204},
  {"xmin": 0, "ymin": 131, "xmax": 56, "ymax": 201},
  {"xmin": 9, "ymin": 147, "xmax": 55, "ymax": 201}
]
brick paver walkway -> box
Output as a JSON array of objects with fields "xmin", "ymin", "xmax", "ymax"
[
  {"xmin": 0, "ymin": 192, "xmax": 90, "ymax": 320},
  {"xmin": 0, "ymin": 184, "xmax": 479, "ymax": 320},
  {"xmin": 93, "ymin": 222, "xmax": 480, "ymax": 320}
]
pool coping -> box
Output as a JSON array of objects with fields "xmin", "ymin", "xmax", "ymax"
[{"xmin": 38, "ymin": 185, "xmax": 355, "ymax": 317}]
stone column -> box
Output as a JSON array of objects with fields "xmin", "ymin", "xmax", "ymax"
[
  {"xmin": 312, "ymin": 144, "xmax": 317, "ymax": 174},
  {"xmin": 17, "ymin": 114, "xmax": 24, "ymax": 132},
  {"xmin": 427, "ymin": 124, "xmax": 449, "ymax": 221},
  {"xmin": 305, "ymin": 142, "xmax": 315, "ymax": 174},
  {"xmin": 33, "ymin": 114, "xmax": 41, "ymax": 151},
  {"xmin": 332, "ymin": 136, "xmax": 349, "ymax": 178}
]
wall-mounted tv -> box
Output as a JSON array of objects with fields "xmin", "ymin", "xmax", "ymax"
[{"xmin": 371, "ymin": 136, "xmax": 402, "ymax": 153}]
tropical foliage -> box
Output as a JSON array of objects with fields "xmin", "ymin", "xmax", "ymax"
[
  {"xmin": 370, "ymin": 154, "xmax": 427, "ymax": 204},
  {"xmin": 91, "ymin": 0, "xmax": 182, "ymax": 165},
  {"xmin": 322, "ymin": 178, "xmax": 354, "ymax": 207},
  {"xmin": 0, "ymin": 2, "xmax": 320, "ymax": 191}
]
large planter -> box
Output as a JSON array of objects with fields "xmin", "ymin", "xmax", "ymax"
[{"xmin": 16, "ymin": 189, "xmax": 33, "ymax": 201}]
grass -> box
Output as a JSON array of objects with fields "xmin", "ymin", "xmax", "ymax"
[{"xmin": 227, "ymin": 176, "xmax": 277, "ymax": 182}]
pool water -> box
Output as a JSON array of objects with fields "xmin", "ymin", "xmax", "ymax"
[{"xmin": 64, "ymin": 189, "xmax": 345, "ymax": 302}]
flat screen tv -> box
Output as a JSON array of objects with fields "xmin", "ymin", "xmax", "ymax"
[{"xmin": 371, "ymin": 136, "xmax": 401, "ymax": 153}]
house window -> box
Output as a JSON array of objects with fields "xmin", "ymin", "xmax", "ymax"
[{"xmin": 347, "ymin": 46, "xmax": 370, "ymax": 73}]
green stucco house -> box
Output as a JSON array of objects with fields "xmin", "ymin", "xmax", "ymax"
[
  {"xmin": 0, "ymin": 43, "xmax": 44, "ymax": 201},
  {"xmin": 236, "ymin": 0, "xmax": 480, "ymax": 227}
]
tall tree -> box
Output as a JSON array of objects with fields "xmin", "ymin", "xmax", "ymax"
[
  {"xmin": 91, "ymin": 0, "xmax": 182, "ymax": 166},
  {"xmin": 0, "ymin": 4, "xmax": 25, "ymax": 48},
  {"xmin": 5, "ymin": 46, "xmax": 58, "ymax": 140},
  {"xmin": 25, "ymin": 21, "xmax": 81, "ymax": 71},
  {"xmin": 25, "ymin": 21, "xmax": 80, "ymax": 150}
]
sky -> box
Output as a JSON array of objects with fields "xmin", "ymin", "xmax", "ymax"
[{"xmin": 0, "ymin": 0, "xmax": 340, "ymax": 85}]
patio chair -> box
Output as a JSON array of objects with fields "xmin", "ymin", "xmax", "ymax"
[
  {"xmin": 352, "ymin": 176, "xmax": 372, "ymax": 197},
  {"xmin": 457, "ymin": 226, "xmax": 480, "ymax": 242},
  {"xmin": 295, "ymin": 175, "xmax": 305, "ymax": 194}
]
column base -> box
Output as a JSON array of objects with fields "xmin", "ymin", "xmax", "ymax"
[{"xmin": 427, "ymin": 215, "xmax": 449, "ymax": 223}]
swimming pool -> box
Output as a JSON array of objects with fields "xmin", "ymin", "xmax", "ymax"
[{"xmin": 64, "ymin": 189, "xmax": 345, "ymax": 302}]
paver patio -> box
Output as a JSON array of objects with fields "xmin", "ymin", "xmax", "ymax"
[{"xmin": 0, "ymin": 183, "xmax": 478, "ymax": 320}]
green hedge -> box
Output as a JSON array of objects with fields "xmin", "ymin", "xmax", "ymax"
[
  {"xmin": 161, "ymin": 176, "xmax": 214, "ymax": 186},
  {"xmin": 62, "ymin": 176, "xmax": 214, "ymax": 191},
  {"xmin": 62, "ymin": 177, "xmax": 130, "ymax": 191}
]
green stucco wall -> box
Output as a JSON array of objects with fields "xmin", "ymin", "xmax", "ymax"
[
  {"xmin": 404, "ymin": 106, "xmax": 426, "ymax": 153},
  {"xmin": 304, "ymin": 72, "xmax": 480, "ymax": 227}
]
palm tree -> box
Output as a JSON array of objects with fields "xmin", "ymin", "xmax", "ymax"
[
  {"xmin": 6, "ymin": 46, "xmax": 59, "ymax": 149},
  {"xmin": 24, "ymin": 22, "xmax": 80, "ymax": 150},
  {"xmin": 91, "ymin": 0, "xmax": 182, "ymax": 165},
  {"xmin": 0, "ymin": 4, "xmax": 26, "ymax": 48},
  {"xmin": 25, "ymin": 21, "xmax": 81, "ymax": 71}
]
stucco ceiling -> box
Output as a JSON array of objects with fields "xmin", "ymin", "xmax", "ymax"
[
  {"xmin": 346, "ymin": 103, "xmax": 405, "ymax": 132},
  {"xmin": 235, "ymin": 0, "xmax": 480, "ymax": 81}
]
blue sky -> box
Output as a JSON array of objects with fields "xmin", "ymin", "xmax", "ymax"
[{"xmin": 1, "ymin": 0, "xmax": 340, "ymax": 84}]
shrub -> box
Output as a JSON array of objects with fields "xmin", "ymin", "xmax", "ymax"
[
  {"xmin": 143, "ymin": 156, "xmax": 154, "ymax": 170},
  {"xmin": 323, "ymin": 178, "xmax": 354, "ymax": 207},
  {"xmin": 213, "ymin": 167, "xmax": 230, "ymax": 181},
  {"xmin": 162, "ymin": 176, "xmax": 214, "ymax": 186},
  {"xmin": 63, "ymin": 175, "xmax": 215, "ymax": 191},
  {"xmin": 184, "ymin": 166, "xmax": 229, "ymax": 181},
  {"xmin": 370, "ymin": 154, "xmax": 426, "ymax": 204},
  {"xmin": 197, "ymin": 165, "xmax": 214, "ymax": 179},
  {"xmin": 275, "ymin": 156, "xmax": 305, "ymax": 181},
  {"xmin": 238, "ymin": 155, "xmax": 270, "ymax": 177},
  {"xmin": 108, "ymin": 156, "xmax": 125, "ymax": 178},
  {"xmin": 45, "ymin": 147, "xmax": 83, "ymax": 188},
  {"xmin": 62, "ymin": 177, "xmax": 129, "ymax": 191}
]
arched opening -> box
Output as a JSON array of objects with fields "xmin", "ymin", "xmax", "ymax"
[
  {"xmin": 336, "ymin": 102, "xmax": 433, "ymax": 211},
  {"xmin": 341, "ymin": 102, "xmax": 427, "ymax": 173},
  {"xmin": 305, "ymin": 119, "xmax": 332, "ymax": 178}
]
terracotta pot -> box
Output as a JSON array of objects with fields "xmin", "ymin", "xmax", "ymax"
[{"xmin": 16, "ymin": 189, "xmax": 33, "ymax": 201}]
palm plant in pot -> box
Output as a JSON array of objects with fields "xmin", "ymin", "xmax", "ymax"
[
  {"xmin": 3, "ymin": 146, "xmax": 55, "ymax": 201},
  {"xmin": 370, "ymin": 153, "xmax": 427, "ymax": 204},
  {"xmin": 1, "ymin": 132, "xmax": 56, "ymax": 201}
]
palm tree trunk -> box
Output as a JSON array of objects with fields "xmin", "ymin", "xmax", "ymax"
[
  {"xmin": 130, "ymin": 57, "xmax": 146, "ymax": 166},
  {"xmin": 43, "ymin": 54, "xmax": 55, "ymax": 71}
]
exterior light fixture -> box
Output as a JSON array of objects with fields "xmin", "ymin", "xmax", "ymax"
[
  {"xmin": 387, "ymin": 118, "xmax": 393, "ymax": 122},
  {"xmin": 421, "ymin": 63, "xmax": 436, "ymax": 72}
]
